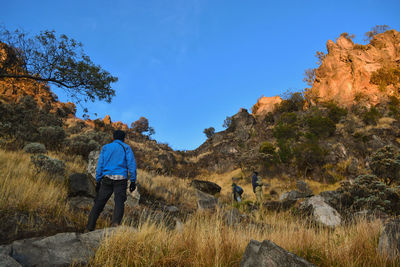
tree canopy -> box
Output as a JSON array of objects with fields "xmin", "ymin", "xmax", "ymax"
[{"xmin": 0, "ymin": 27, "xmax": 118, "ymax": 104}]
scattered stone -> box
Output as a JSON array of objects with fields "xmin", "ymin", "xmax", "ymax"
[
  {"xmin": 190, "ymin": 179, "xmax": 221, "ymax": 195},
  {"xmin": 240, "ymin": 239, "xmax": 316, "ymax": 267},
  {"xmin": 6, "ymin": 228, "xmax": 115, "ymax": 267},
  {"xmin": 279, "ymin": 190, "xmax": 310, "ymax": 201},
  {"xmin": 165, "ymin": 205, "xmax": 179, "ymax": 213},
  {"xmin": 299, "ymin": 195, "xmax": 341, "ymax": 228},
  {"xmin": 68, "ymin": 173, "xmax": 96, "ymax": 198},
  {"xmin": 195, "ymin": 190, "xmax": 218, "ymax": 211},
  {"xmin": 378, "ymin": 219, "xmax": 400, "ymax": 259}
]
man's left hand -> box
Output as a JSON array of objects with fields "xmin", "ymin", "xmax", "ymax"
[{"xmin": 129, "ymin": 182, "xmax": 136, "ymax": 192}]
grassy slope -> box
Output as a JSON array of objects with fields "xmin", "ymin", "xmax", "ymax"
[{"xmin": 0, "ymin": 149, "xmax": 398, "ymax": 266}]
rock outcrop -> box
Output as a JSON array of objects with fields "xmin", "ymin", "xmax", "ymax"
[
  {"xmin": 252, "ymin": 96, "xmax": 283, "ymax": 116},
  {"xmin": 378, "ymin": 219, "xmax": 400, "ymax": 259},
  {"xmin": 305, "ymin": 30, "xmax": 400, "ymax": 106},
  {"xmin": 299, "ymin": 195, "xmax": 341, "ymax": 228},
  {"xmin": 240, "ymin": 239, "xmax": 316, "ymax": 267},
  {"xmin": 0, "ymin": 228, "xmax": 116, "ymax": 267}
]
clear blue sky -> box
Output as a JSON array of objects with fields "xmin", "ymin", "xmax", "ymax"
[{"xmin": 2, "ymin": 0, "xmax": 400, "ymax": 150}]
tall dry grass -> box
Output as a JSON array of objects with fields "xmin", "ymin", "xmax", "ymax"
[
  {"xmin": 92, "ymin": 209, "xmax": 399, "ymax": 267},
  {"xmin": 0, "ymin": 149, "xmax": 88, "ymax": 228}
]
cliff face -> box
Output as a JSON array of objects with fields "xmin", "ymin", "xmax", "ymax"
[
  {"xmin": 306, "ymin": 30, "xmax": 400, "ymax": 106},
  {"xmin": 252, "ymin": 96, "xmax": 282, "ymax": 116}
]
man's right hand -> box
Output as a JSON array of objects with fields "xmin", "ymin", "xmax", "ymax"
[
  {"xmin": 95, "ymin": 181, "xmax": 101, "ymax": 193},
  {"xmin": 129, "ymin": 182, "xmax": 136, "ymax": 192}
]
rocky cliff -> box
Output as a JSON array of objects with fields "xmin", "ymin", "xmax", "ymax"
[{"xmin": 306, "ymin": 30, "xmax": 400, "ymax": 106}]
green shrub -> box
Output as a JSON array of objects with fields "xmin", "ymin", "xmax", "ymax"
[
  {"xmin": 362, "ymin": 106, "xmax": 380, "ymax": 125},
  {"xmin": 259, "ymin": 141, "xmax": 275, "ymax": 155},
  {"xmin": 23, "ymin": 143, "xmax": 47, "ymax": 154},
  {"xmin": 277, "ymin": 139, "xmax": 293, "ymax": 163},
  {"xmin": 293, "ymin": 141, "xmax": 326, "ymax": 171},
  {"xmin": 278, "ymin": 112, "xmax": 297, "ymax": 125},
  {"xmin": 275, "ymin": 92, "xmax": 305, "ymax": 113},
  {"xmin": 38, "ymin": 126, "xmax": 66, "ymax": 149},
  {"xmin": 370, "ymin": 66, "xmax": 400, "ymax": 91},
  {"xmin": 203, "ymin": 127, "xmax": 215, "ymax": 139},
  {"xmin": 323, "ymin": 101, "xmax": 348, "ymax": 123},
  {"xmin": 305, "ymin": 114, "xmax": 336, "ymax": 138},
  {"xmin": 273, "ymin": 123, "xmax": 298, "ymax": 140},
  {"xmin": 30, "ymin": 154, "xmax": 65, "ymax": 176},
  {"xmin": 334, "ymin": 174, "xmax": 400, "ymax": 215},
  {"xmin": 65, "ymin": 130, "xmax": 111, "ymax": 158},
  {"xmin": 388, "ymin": 96, "xmax": 400, "ymax": 117},
  {"xmin": 370, "ymin": 145, "xmax": 400, "ymax": 185}
]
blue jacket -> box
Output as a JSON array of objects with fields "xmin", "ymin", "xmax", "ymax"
[{"xmin": 96, "ymin": 140, "xmax": 137, "ymax": 182}]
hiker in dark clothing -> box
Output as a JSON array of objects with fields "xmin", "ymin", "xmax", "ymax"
[
  {"xmin": 252, "ymin": 171, "xmax": 263, "ymax": 203},
  {"xmin": 86, "ymin": 130, "xmax": 137, "ymax": 231},
  {"xmin": 232, "ymin": 183, "xmax": 244, "ymax": 202}
]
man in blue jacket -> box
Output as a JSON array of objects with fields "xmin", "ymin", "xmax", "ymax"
[{"xmin": 86, "ymin": 130, "xmax": 137, "ymax": 231}]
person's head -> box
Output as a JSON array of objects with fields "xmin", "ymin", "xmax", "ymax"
[
  {"xmin": 113, "ymin": 130, "xmax": 126, "ymax": 142},
  {"xmin": 253, "ymin": 171, "xmax": 258, "ymax": 175},
  {"xmin": 232, "ymin": 183, "xmax": 236, "ymax": 187}
]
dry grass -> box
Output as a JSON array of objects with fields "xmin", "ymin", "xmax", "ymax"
[
  {"xmin": 138, "ymin": 171, "xmax": 197, "ymax": 209},
  {"xmin": 92, "ymin": 210, "xmax": 398, "ymax": 267},
  {"xmin": 0, "ymin": 149, "xmax": 88, "ymax": 229}
]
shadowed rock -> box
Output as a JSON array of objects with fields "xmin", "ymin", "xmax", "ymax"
[
  {"xmin": 378, "ymin": 219, "xmax": 400, "ymax": 259},
  {"xmin": 190, "ymin": 179, "xmax": 221, "ymax": 195},
  {"xmin": 240, "ymin": 239, "xmax": 316, "ymax": 267}
]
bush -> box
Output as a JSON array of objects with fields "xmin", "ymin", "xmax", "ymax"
[
  {"xmin": 275, "ymin": 92, "xmax": 305, "ymax": 113},
  {"xmin": 335, "ymin": 174, "xmax": 400, "ymax": 215},
  {"xmin": 259, "ymin": 141, "xmax": 275, "ymax": 155},
  {"xmin": 278, "ymin": 112, "xmax": 297, "ymax": 125},
  {"xmin": 305, "ymin": 113, "xmax": 336, "ymax": 138},
  {"xmin": 323, "ymin": 101, "xmax": 348, "ymax": 123},
  {"xmin": 203, "ymin": 127, "xmax": 215, "ymax": 139},
  {"xmin": 370, "ymin": 145, "xmax": 400, "ymax": 185},
  {"xmin": 362, "ymin": 106, "xmax": 380, "ymax": 125},
  {"xmin": 277, "ymin": 139, "xmax": 293, "ymax": 163},
  {"xmin": 30, "ymin": 154, "xmax": 65, "ymax": 176},
  {"xmin": 65, "ymin": 130, "xmax": 111, "ymax": 158},
  {"xmin": 23, "ymin": 143, "xmax": 47, "ymax": 154},
  {"xmin": 38, "ymin": 126, "xmax": 66, "ymax": 149},
  {"xmin": 388, "ymin": 96, "xmax": 400, "ymax": 117},
  {"xmin": 294, "ymin": 141, "xmax": 326, "ymax": 171},
  {"xmin": 370, "ymin": 66, "xmax": 400, "ymax": 91},
  {"xmin": 222, "ymin": 116, "xmax": 232, "ymax": 129},
  {"xmin": 273, "ymin": 123, "xmax": 298, "ymax": 140}
]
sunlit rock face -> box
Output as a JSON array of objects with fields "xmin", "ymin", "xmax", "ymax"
[
  {"xmin": 305, "ymin": 30, "xmax": 400, "ymax": 107},
  {"xmin": 252, "ymin": 96, "xmax": 282, "ymax": 116}
]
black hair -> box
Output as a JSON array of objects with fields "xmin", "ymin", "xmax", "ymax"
[{"xmin": 113, "ymin": 130, "xmax": 126, "ymax": 141}]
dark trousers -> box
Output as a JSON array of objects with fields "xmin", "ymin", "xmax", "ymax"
[{"xmin": 87, "ymin": 177, "xmax": 127, "ymax": 231}]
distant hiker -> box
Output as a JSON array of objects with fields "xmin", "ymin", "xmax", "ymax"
[
  {"xmin": 86, "ymin": 130, "xmax": 137, "ymax": 231},
  {"xmin": 232, "ymin": 183, "xmax": 244, "ymax": 202},
  {"xmin": 252, "ymin": 171, "xmax": 263, "ymax": 203}
]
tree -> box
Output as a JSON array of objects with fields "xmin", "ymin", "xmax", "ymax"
[
  {"xmin": 203, "ymin": 127, "xmax": 215, "ymax": 139},
  {"xmin": 303, "ymin": 68, "xmax": 315, "ymax": 87},
  {"xmin": 315, "ymin": 51, "xmax": 326, "ymax": 65},
  {"xmin": 0, "ymin": 27, "xmax": 118, "ymax": 104},
  {"xmin": 365, "ymin": 25, "xmax": 390, "ymax": 41},
  {"xmin": 222, "ymin": 116, "xmax": 232, "ymax": 129},
  {"xmin": 131, "ymin": 117, "xmax": 155, "ymax": 137}
]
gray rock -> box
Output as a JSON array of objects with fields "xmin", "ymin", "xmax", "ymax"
[
  {"xmin": 0, "ymin": 254, "xmax": 22, "ymax": 267},
  {"xmin": 190, "ymin": 179, "xmax": 221, "ymax": 195},
  {"xmin": 279, "ymin": 190, "xmax": 310, "ymax": 201},
  {"xmin": 9, "ymin": 228, "xmax": 114, "ymax": 267},
  {"xmin": 165, "ymin": 205, "xmax": 179, "ymax": 213},
  {"xmin": 195, "ymin": 190, "xmax": 218, "ymax": 211},
  {"xmin": 87, "ymin": 150, "xmax": 100, "ymax": 179},
  {"xmin": 240, "ymin": 239, "xmax": 316, "ymax": 267},
  {"xmin": 378, "ymin": 219, "xmax": 400, "ymax": 259},
  {"xmin": 68, "ymin": 173, "xmax": 96, "ymax": 198},
  {"xmin": 299, "ymin": 195, "xmax": 341, "ymax": 228}
]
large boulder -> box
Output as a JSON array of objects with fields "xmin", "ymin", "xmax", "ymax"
[
  {"xmin": 240, "ymin": 239, "xmax": 316, "ymax": 267},
  {"xmin": 299, "ymin": 195, "xmax": 341, "ymax": 228},
  {"xmin": 378, "ymin": 219, "xmax": 400, "ymax": 259},
  {"xmin": 279, "ymin": 190, "xmax": 310, "ymax": 201},
  {"xmin": 68, "ymin": 173, "xmax": 96, "ymax": 198},
  {"xmin": 2, "ymin": 228, "xmax": 115, "ymax": 267},
  {"xmin": 87, "ymin": 150, "xmax": 100, "ymax": 179},
  {"xmin": 190, "ymin": 179, "xmax": 221, "ymax": 195}
]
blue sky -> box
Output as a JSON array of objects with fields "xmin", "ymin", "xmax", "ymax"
[{"xmin": 2, "ymin": 0, "xmax": 400, "ymax": 150}]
